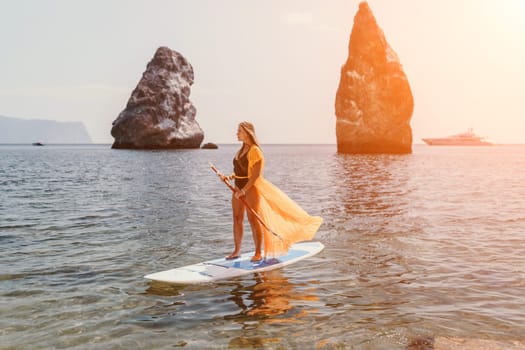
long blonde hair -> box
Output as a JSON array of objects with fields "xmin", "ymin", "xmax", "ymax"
[{"xmin": 239, "ymin": 121, "xmax": 259, "ymax": 146}]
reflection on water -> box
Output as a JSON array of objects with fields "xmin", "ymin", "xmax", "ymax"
[
  {"xmin": 145, "ymin": 281, "xmax": 185, "ymax": 297},
  {"xmin": 226, "ymin": 269, "xmax": 319, "ymax": 348},
  {"xmin": 144, "ymin": 268, "xmax": 318, "ymax": 321},
  {"xmin": 332, "ymin": 154, "xmax": 411, "ymax": 216},
  {"xmin": 141, "ymin": 268, "xmax": 321, "ymax": 348},
  {"xmin": 327, "ymin": 153, "xmax": 414, "ymax": 240},
  {"xmin": 226, "ymin": 269, "xmax": 317, "ymax": 319}
]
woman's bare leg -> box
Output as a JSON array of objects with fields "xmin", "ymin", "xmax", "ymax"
[
  {"xmin": 245, "ymin": 189, "xmax": 263, "ymax": 261},
  {"xmin": 227, "ymin": 194, "xmax": 245, "ymax": 259},
  {"xmin": 247, "ymin": 211, "xmax": 263, "ymax": 261}
]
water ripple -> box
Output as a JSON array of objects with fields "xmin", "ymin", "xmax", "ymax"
[{"xmin": 1, "ymin": 144, "xmax": 525, "ymax": 348}]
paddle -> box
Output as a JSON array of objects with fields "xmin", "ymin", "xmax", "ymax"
[{"xmin": 210, "ymin": 163, "xmax": 285, "ymax": 243}]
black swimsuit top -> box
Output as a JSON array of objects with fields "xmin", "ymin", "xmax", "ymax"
[{"xmin": 233, "ymin": 149, "xmax": 249, "ymax": 189}]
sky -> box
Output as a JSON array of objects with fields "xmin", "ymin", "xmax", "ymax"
[{"xmin": 1, "ymin": 0, "xmax": 524, "ymax": 144}]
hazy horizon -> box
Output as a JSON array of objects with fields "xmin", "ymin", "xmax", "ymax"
[{"xmin": 1, "ymin": 0, "xmax": 524, "ymax": 144}]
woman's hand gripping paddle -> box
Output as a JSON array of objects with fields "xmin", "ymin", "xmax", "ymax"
[{"xmin": 210, "ymin": 163, "xmax": 285, "ymax": 243}]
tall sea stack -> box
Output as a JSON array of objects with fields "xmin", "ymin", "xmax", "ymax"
[
  {"xmin": 335, "ymin": 2, "xmax": 413, "ymax": 154},
  {"xmin": 111, "ymin": 47, "xmax": 204, "ymax": 149}
]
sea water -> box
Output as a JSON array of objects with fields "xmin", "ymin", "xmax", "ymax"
[{"xmin": 1, "ymin": 144, "xmax": 525, "ymax": 349}]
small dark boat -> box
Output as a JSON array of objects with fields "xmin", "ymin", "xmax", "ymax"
[{"xmin": 32, "ymin": 142, "xmax": 44, "ymax": 146}]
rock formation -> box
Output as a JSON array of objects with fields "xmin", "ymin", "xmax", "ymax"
[
  {"xmin": 111, "ymin": 47, "xmax": 204, "ymax": 149},
  {"xmin": 335, "ymin": 2, "xmax": 413, "ymax": 154},
  {"xmin": 201, "ymin": 142, "xmax": 218, "ymax": 149}
]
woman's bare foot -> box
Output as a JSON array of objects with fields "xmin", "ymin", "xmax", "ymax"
[
  {"xmin": 250, "ymin": 254, "xmax": 262, "ymax": 262},
  {"xmin": 225, "ymin": 253, "xmax": 240, "ymax": 260}
]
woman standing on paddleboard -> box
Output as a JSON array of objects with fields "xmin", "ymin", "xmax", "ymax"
[{"xmin": 221, "ymin": 122, "xmax": 323, "ymax": 261}]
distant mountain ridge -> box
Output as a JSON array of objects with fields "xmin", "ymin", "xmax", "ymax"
[{"xmin": 0, "ymin": 115, "xmax": 92, "ymax": 144}]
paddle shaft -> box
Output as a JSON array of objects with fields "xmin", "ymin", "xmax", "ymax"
[{"xmin": 210, "ymin": 164, "xmax": 284, "ymax": 242}]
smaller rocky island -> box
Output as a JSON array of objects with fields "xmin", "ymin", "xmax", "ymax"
[
  {"xmin": 201, "ymin": 142, "xmax": 218, "ymax": 149},
  {"xmin": 111, "ymin": 47, "xmax": 204, "ymax": 149}
]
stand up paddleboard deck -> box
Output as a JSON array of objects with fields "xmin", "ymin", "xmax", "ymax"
[{"xmin": 145, "ymin": 241, "xmax": 324, "ymax": 284}]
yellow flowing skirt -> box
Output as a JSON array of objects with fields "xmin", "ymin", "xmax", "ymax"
[{"xmin": 249, "ymin": 177, "xmax": 323, "ymax": 258}]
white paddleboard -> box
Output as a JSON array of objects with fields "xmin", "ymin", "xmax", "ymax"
[{"xmin": 145, "ymin": 241, "xmax": 324, "ymax": 284}]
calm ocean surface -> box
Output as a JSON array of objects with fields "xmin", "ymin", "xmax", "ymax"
[{"xmin": 1, "ymin": 144, "xmax": 525, "ymax": 349}]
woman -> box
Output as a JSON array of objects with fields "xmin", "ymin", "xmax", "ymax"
[{"xmin": 222, "ymin": 122, "xmax": 323, "ymax": 261}]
